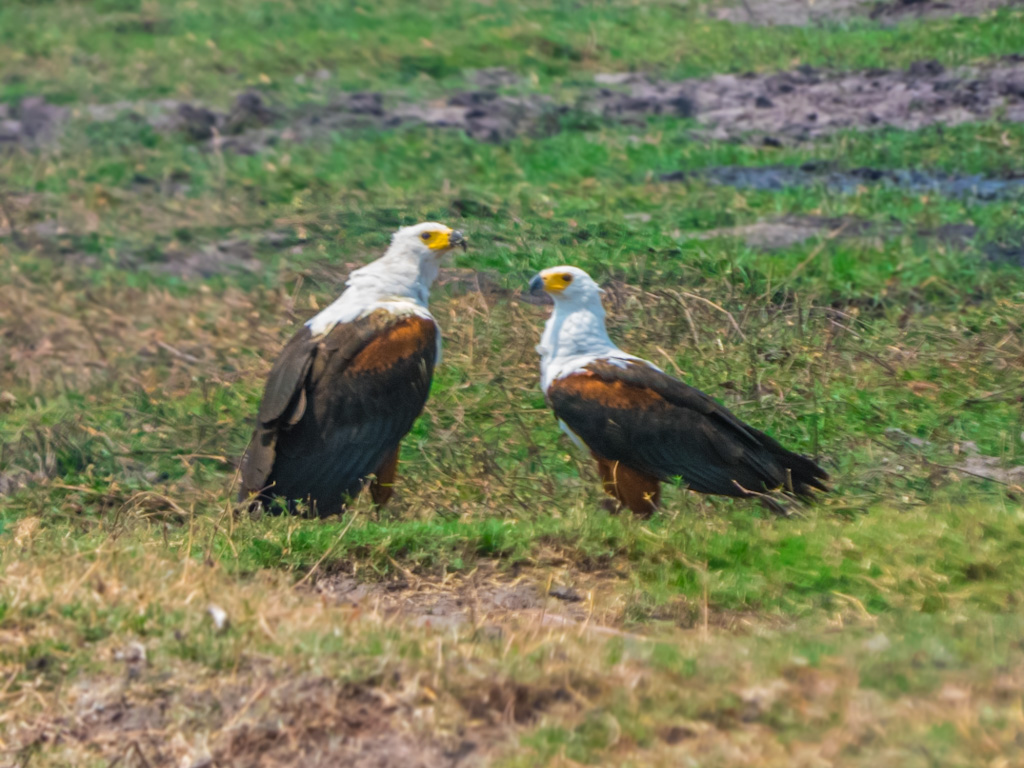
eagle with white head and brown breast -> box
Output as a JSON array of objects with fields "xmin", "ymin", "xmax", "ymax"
[
  {"xmin": 239, "ymin": 222, "xmax": 466, "ymax": 516},
  {"xmin": 530, "ymin": 266, "xmax": 828, "ymax": 517}
]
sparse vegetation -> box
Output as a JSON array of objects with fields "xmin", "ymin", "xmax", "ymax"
[{"xmin": 2, "ymin": 0, "xmax": 1024, "ymax": 765}]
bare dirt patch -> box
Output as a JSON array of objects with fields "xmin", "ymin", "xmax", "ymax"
[
  {"xmin": 314, "ymin": 563, "xmax": 606, "ymax": 635},
  {"xmin": 706, "ymin": 0, "xmax": 1021, "ymax": 27},
  {"xmin": 688, "ymin": 214, "xmax": 1024, "ymax": 267},
  {"xmin": 708, "ymin": 0, "xmax": 867, "ymax": 26},
  {"xmin": 869, "ymin": 0, "xmax": 1023, "ymax": 22},
  {"xmin": 10, "ymin": 57, "xmax": 1024, "ymax": 152},
  {"xmin": 884, "ymin": 430, "xmax": 1024, "ymax": 488},
  {"xmin": 594, "ymin": 57, "xmax": 1024, "ymax": 142},
  {"xmin": 311, "ymin": 562, "xmax": 775, "ymax": 640},
  {"xmin": 688, "ymin": 215, "xmax": 868, "ymax": 250},
  {"xmin": 214, "ymin": 57, "xmax": 1024, "ymax": 147},
  {"xmin": 181, "ymin": 89, "xmax": 562, "ymax": 153},
  {"xmin": 0, "ymin": 97, "xmax": 68, "ymax": 148},
  {"xmin": 156, "ymin": 237, "xmax": 265, "ymax": 279},
  {"xmin": 11, "ymin": 669, "xmax": 488, "ymax": 768},
  {"xmin": 685, "ymin": 214, "xmax": 1008, "ymax": 257},
  {"xmin": 4, "ymin": 88, "xmax": 560, "ymax": 151},
  {"xmin": 0, "ymin": 213, "xmax": 299, "ymax": 278}
]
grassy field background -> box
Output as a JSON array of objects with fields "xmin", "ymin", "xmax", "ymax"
[{"xmin": 2, "ymin": 0, "xmax": 1024, "ymax": 765}]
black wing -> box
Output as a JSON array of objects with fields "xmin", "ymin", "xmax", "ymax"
[
  {"xmin": 547, "ymin": 360, "xmax": 828, "ymax": 499},
  {"xmin": 240, "ymin": 310, "xmax": 438, "ymax": 513}
]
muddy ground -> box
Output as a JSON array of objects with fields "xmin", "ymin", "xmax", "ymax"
[
  {"xmin": 126, "ymin": 56, "xmax": 1024, "ymax": 146},
  {"xmin": 4, "ymin": 53, "xmax": 1024, "ymax": 282},
  {"xmin": 5, "ymin": 56, "xmax": 1024, "ymax": 154},
  {"xmin": 13, "ymin": 667, "xmax": 495, "ymax": 767},
  {"xmin": 707, "ymin": 0, "xmax": 1022, "ymax": 27},
  {"xmin": 671, "ymin": 163, "xmax": 1024, "ymax": 201},
  {"xmin": 313, "ymin": 563, "xmax": 614, "ymax": 635},
  {"xmin": 4, "ymin": 564, "xmax": 661, "ymax": 767},
  {"xmin": 687, "ymin": 213, "xmax": 978, "ymax": 249},
  {"xmin": 596, "ymin": 57, "xmax": 1024, "ymax": 142},
  {"xmin": 311, "ymin": 559, "xmax": 785, "ymax": 635},
  {"xmin": 683, "ymin": 214, "xmax": 1024, "ymax": 268}
]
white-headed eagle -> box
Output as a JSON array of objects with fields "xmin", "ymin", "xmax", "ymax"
[
  {"xmin": 530, "ymin": 266, "xmax": 828, "ymax": 517},
  {"xmin": 239, "ymin": 222, "xmax": 466, "ymax": 515}
]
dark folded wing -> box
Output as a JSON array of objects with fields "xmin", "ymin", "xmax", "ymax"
[
  {"xmin": 240, "ymin": 310, "xmax": 438, "ymax": 509},
  {"xmin": 546, "ymin": 359, "xmax": 828, "ymax": 498}
]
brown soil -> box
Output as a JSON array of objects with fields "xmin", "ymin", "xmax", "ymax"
[
  {"xmin": 313, "ymin": 563, "xmax": 601, "ymax": 634},
  {"xmin": 148, "ymin": 57, "xmax": 1024, "ymax": 146},
  {"xmin": 869, "ymin": 0, "xmax": 1022, "ymax": 22},
  {"xmin": 0, "ymin": 97, "xmax": 68, "ymax": 147},
  {"xmin": 13, "ymin": 670, "xmax": 489, "ymax": 768},
  {"xmin": 594, "ymin": 57, "xmax": 1024, "ymax": 142},
  {"xmin": 707, "ymin": 0, "xmax": 1022, "ymax": 26},
  {"xmin": 157, "ymin": 238, "xmax": 264, "ymax": 279},
  {"xmin": 6, "ymin": 57, "xmax": 1024, "ymax": 153},
  {"xmin": 687, "ymin": 214, "xmax": 984, "ymax": 251},
  {"xmin": 689, "ymin": 215, "xmax": 869, "ymax": 250},
  {"xmin": 6, "ymin": 565, "xmax": 636, "ymax": 766},
  {"xmin": 190, "ymin": 89, "xmax": 562, "ymax": 152}
]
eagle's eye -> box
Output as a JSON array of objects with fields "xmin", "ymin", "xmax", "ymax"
[
  {"xmin": 421, "ymin": 232, "xmax": 432, "ymax": 241},
  {"xmin": 561, "ymin": 273, "xmax": 573, "ymax": 283}
]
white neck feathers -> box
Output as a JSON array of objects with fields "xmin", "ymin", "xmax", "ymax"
[
  {"xmin": 306, "ymin": 239, "xmax": 437, "ymax": 336},
  {"xmin": 537, "ymin": 297, "xmax": 634, "ymax": 391}
]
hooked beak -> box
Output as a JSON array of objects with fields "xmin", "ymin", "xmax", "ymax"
[
  {"xmin": 449, "ymin": 230, "xmax": 467, "ymax": 252},
  {"xmin": 529, "ymin": 274, "xmax": 545, "ymax": 295}
]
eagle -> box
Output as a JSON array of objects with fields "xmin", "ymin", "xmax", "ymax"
[
  {"xmin": 529, "ymin": 266, "xmax": 828, "ymax": 517},
  {"xmin": 239, "ymin": 222, "xmax": 466, "ymax": 515}
]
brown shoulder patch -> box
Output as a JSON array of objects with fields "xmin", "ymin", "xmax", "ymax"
[
  {"xmin": 552, "ymin": 371, "xmax": 666, "ymax": 410},
  {"xmin": 347, "ymin": 315, "xmax": 437, "ymax": 374}
]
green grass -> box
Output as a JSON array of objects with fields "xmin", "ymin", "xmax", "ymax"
[
  {"xmin": 8, "ymin": 117, "xmax": 1024, "ymax": 305},
  {"xmin": 3, "ymin": 1, "xmax": 1024, "ymax": 765},
  {"xmin": 3, "ymin": 0, "xmax": 1024, "ymax": 103}
]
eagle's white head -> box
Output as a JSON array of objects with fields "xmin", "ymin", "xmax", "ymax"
[
  {"xmin": 374, "ymin": 222, "xmax": 467, "ymax": 293},
  {"xmin": 389, "ymin": 222, "xmax": 467, "ymax": 262},
  {"xmin": 306, "ymin": 222, "xmax": 466, "ymax": 335},
  {"xmin": 530, "ymin": 265, "xmax": 632, "ymax": 390},
  {"xmin": 529, "ymin": 265, "xmax": 604, "ymax": 308},
  {"xmin": 373, "ymin": 221, "xmax": 466, "ymax": 299}
]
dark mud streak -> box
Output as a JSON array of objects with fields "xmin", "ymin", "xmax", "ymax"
[{"xmin": 671, "ymin": 163, "xmax": 1024, "ymax": 202}]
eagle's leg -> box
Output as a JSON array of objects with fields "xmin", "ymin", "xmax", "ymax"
[
  {"xmin": 594, "ymin": 456, "xmax": 624, "ymax": 513},
  {"xmin": 369, "ymin": 447, "xmax": 401, "ymax": 506},
  {"xmin": 615, "ymin": 462, "xmax": 661, "ymax": 519},
  {"xmin": 594, "ymin": 457, "xmax": 660, "ymax": 518}
]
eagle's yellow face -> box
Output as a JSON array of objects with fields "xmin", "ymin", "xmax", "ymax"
[
  {"xmin": 536, "ymin": 269, "xmax": 576, "ymax": 294},
  {"xmin": 418, "ymin": 226, "xmax": 467, "ymax": 252},
  {"xmin": 529, "ymin": 266, "xmax": 596, "ymax": 303}
]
